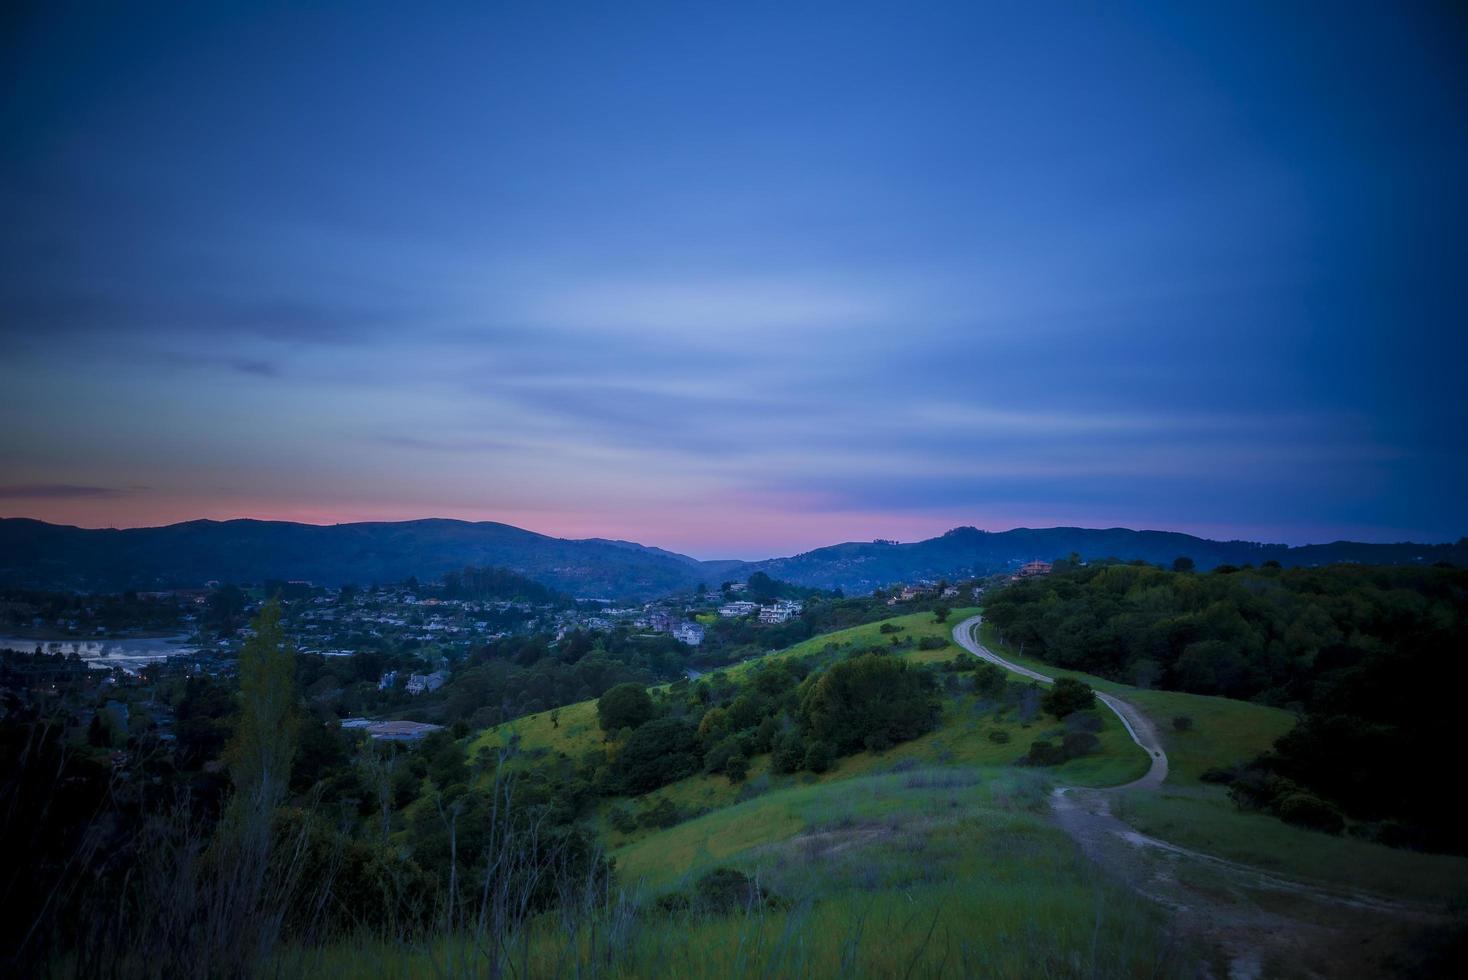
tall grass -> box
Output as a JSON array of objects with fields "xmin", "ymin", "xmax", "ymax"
[{"xmin": 274, "ymin": 768, "xmax": 1193, "ymax": 978}]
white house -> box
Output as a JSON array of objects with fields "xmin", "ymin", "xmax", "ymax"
[
  {"xmin": 718, "ymin": 601, "xmax": 758, "ymax": 618},
  {"xmin": 406, "ymin": 670, "xmax": 448, "ymax": 695},
  {"xmin": 672, "ymin": 622, "xmax": 706, "ymax": 646}
]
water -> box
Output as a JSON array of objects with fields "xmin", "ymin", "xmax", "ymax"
[{"xmin": 0, "ymin": 634, "xmax": 200, "ymax": 672}]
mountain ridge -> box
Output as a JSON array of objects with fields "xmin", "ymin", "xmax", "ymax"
[{"xmin": 0, "ymin": 517, "xmax": 1462, "ymax": 599}]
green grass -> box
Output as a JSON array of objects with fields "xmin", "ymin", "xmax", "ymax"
[
  {"xmin": 975, "ymin": 621, "xmax": 1295, "ymax": 783},
  {"xmin": 278, "ymin": 769, "xmax": 1191, "ymax": 978},
  {"xmin": 467, "ymin": 608, "xmax": 1148, "ymax": 850},
  {"xmin": 1113, "ymin": 788, "xmax": 1468, "ymax": 907},
  {"xmin": 971, "ymin": 621, "xmax": 1468, "ymax": 907}
]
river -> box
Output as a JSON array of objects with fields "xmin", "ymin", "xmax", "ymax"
[{"xmin": 0, "ymin": 634, "xmax": 201, "ymax": 672}]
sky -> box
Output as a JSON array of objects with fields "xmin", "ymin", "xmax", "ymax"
[{"xmin": 1, "ymin": 1, "xmax": 1465, "ymax": 559}]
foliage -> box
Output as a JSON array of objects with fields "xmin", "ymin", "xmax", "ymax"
[
  {"xmin": 1040, "ymin": 677, "xmax": 1095, "ymax": 719},
  {"xmin": 597, "ymin": 681, "xmax": 654, "ymax": 734},
  {"xmin": 799, "ymin": 654, "xmax": 940, "ymax": 754},
  {"xmin": 616, "ymin": 717, "xmax": 701, "ymax": 794}
]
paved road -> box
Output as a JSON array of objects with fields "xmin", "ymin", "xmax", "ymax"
[{"xmin": 952, "ymin": 614, "xmax": 1168, "ymax": 789}]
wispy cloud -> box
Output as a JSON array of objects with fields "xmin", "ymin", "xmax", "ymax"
[{"xmin": 0, "ymin": 483, "xmax": 143, "ymax": 499}]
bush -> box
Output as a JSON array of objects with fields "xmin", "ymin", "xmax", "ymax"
[
  {"xmin": 1060, "ymin": 731, "xmax": 1100, "ymax": 758},
  {"xmin": 772, "ymin": 731, "xmax": 805, "ymax": 774},
  {"xmin": 879, "ymin": 623, "xmax": 902, "ymax": 634},
  {"xmin": 608, "ymin": 806, "xmax": 638, "ymax": 834},
  {"xmin": 617, "ymin": 717, "xmax": 700, "ymax": 794},
  {"xmin": 724, "ymin": 755, "xmax": 749, "ymax": 784},
  {"xmin": 986, "ymin": 728, "xmax": 1011, "ymax": 744},
  {"xmin": 1064, "ymin": 711, "xmax": 1102, "ymax": 734},
  {"xmin": 1277, "ymin": 792, "xmax": 1345, "ymax": 834},
  {"xmin": 703, "ymin": 735, "xmax": 744, "ymax": 775},
  {"xmin": 694, "ymin": 867, "xmax": 780, "ymax": 914},
  {"xmin": 918, "ymin": 635, "xmax": 948, "ymax": 650},
  {"xmin": 800, "ymin": 654, "xmax": 940, "ymax": 754},
  {"xmin": 1040, "ymin": 678, "xmax": 1095, "ymax": 719},
  {"xmin": 597, "ymin": 683, "xmax": 654, "ymax": 734},
  {"xmin": 636, "ymin": 798, "xmax": 683, "ymax": 829},
  {"xmin": 1172, "ymin": 715, "xmax": 1194, "ymax": 733},
  {"xmin": 1021, "ymin": 739, "xmax": 1066, "ymax": 766},
  {"xmin": 804, "ymin": 740, "xmax": 834, "ymax": 773},
  {"xmin": 653, "ymin": 891, "xmax": 691, "ymax": 915}
]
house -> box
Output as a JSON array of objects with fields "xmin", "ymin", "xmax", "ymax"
[
  {"xmin": 1016, "ymin": 560, "xmax": 1053, "ymax": 579},
  {"xmin": 718, "ymin": 601, "xmax": 758, "ymax": 618},
  {"xmin": 406, "ymin": 670, "xmax": 448, "ymax": 695},
  {"xmin": 672, "ymin": 622, "xmax": 705, "ymax": 646},
  {"xmin": 377, "ymin": 670, "xmax": 398, "ymax": 691},
  {"xmin": 758, "ymin": 605, "xmax": 793, "ymax": 624}
]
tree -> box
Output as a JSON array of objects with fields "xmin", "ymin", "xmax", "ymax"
[
  {"xmin": 1171, "ymin": 556, "xmax": 1196, "ymax": 573},
  {"xmin": 616, "ymin": 717, "xmax": 700, "ymax": 794},
  {"xmin": 771, "ymin": 730, "xmax": 805, "ymax": 774},
  {"xmin": 597, "ymin": 682, "xmax": 653, "ymax": 735},
  {"xmin": 804, "ymin": 740, "xmax": 834, "ymax": 773},
  {"xmin": 799, "ymin": 654, "xmax": 940, "ymax": 754},
  {"xmin": 933, "ymin": 606, "xmax": 951, "ymax": 624},
  {"xmin": 1040, "ymin": 677, "xmax": 1094, "ymax": 719},
  {"xmin": 228, "ymin": 600, "xmax": 299, "ymax": 807}
]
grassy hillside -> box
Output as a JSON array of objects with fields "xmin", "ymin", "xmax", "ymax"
[
  {"xmin": 471, "ymin": 609, "xmax": 1149, "ymax": 849},
  {"xmin": 974, "ymin": 621, "xmax": 1468, "ymax": 905},
  {"xmin": 280, "ymin": 769, "xmax": 1190, "ymax": 978}
]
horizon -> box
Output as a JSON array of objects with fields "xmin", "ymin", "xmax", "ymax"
[
  {"xmin": 3, "ymin": 4, "xmax": 1465, "ymax": 556},
  {"xmin": 4, "ymin": 511, "xmax": 1459, "ymax": 565}
]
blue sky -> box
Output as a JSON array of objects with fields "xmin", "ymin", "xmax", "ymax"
[{"xmin": 2, "ymin": 2, "xmax": 1464, "ymax": 558}]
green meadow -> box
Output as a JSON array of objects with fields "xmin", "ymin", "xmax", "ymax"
[{"xmin": 975, "ymin": 619, "xmax": 1468, "ymax": 907}]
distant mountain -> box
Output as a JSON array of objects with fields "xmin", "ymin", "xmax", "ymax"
[
  {"xmin": 0, "ymin": 518, "xmax": 746, "ymax": 600},
  {"xmin": 748, "ymin": 526, "xmax": 1468, "ymax": 592},
  {"xmin": 0, "ymin": 518, "xmax": 1461, "ymax": 599}
]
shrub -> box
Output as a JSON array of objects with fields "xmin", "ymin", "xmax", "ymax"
[
  {"xmin": 772, "ymin": 731, "xmax": 806, "ymax": 774},
  {"xmin": 724, "ymin": 755, "xmax": 749, "ymax": 784},
  {"xmin": 800, "ymin": 654, "xmax": 940, "ymax": 754},
  {"xmin": 703, "ymin": 736, "xmax": 744, "ymax": 775},
  {"xmin": 1172, "ymin": 715, "xmax": 1194, "ymax": 733},
  {"xmin": 879, "ymin": 623, "xmax": 902, "ymax": 634},
  {"xmin": 636, "ymin": 798, "xmax": 683, "ymax": 829},
  {"xmin": 1199, "ymin": 766, "xmax": 1237, "ymax": 784},
  {"xmin": 694, "ymin": 867, "xmax": 779, "ymax": 914},
  {"xmin": 918, "ymin": 635, "xmax": 948, "ymax": 650},
  {"xmin": 1060, "ymin": 731, "xmax": 1100, "ymax": 757},
  {"xmin": 608, "ymin": 806, "xmax": 638, "ymax": 834},
  {"xmin": 1040, "ymin": 678, "xmax": 1095, "ymax": 719},
  {"xmin": 753, "ymin": 715, "xmax": 779, "ymax": 753},
  {"xmin": 863, "ymin": 732, "xmax": 892, "ymax": 753},
  {"xmin": 653, "ymin": 891, "xmax": 691, "ymax": 915},
  {"xmin": 1277, "ymin": 792, "xmax": 1345, "ymax": 834},
  {"xmin": 617, "ymin": 717, "xmax": 700, "ymax": 794},
  {"xmin": 987, "ymin": 729, "xmax": 1011, "ymax": 744},
  {"xmin": 1021, "ymin": 739, "xmax": 1066, "ymax": 766},
  {"xmin": 597, "ymin": 683, "xmax": 654, "ymax": 734},
  {"xmin": 1064, "ymin": 711, "xmax": 1102, "ymax": 734},
  {"xmin": 804, "ymin": 740, "xmax": 834, "ymax": 773}
]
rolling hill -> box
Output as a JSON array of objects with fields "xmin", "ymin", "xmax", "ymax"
[{"xmin": 1, "ymin": 517, "xmax": 1461, "ymax": 598}]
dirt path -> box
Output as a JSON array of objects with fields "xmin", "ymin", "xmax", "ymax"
[{"xmin": 952, "ymin": 615, "xmax": 1448, "ymax": 977}]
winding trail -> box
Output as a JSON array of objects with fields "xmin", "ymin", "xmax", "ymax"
[{"xmin": 952, "ymin": 615, "xmax": 1446, "ymax": 977}]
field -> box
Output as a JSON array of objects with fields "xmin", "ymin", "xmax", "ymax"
[
  {"xmin": 469, "ymin": 608, "xmax": 1149, "ymax": 849},
  {"xmin": 278, "ymin": 769, "xmax": 1191, "ymax": 979},
  {"xmin": 975, "ymin": 620, "xmax": 1468, "ymax": 907}
]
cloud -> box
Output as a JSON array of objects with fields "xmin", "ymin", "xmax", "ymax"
[{"xmin": 0, "ymin": 483, "xmax": 140, "ymax": 499}]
